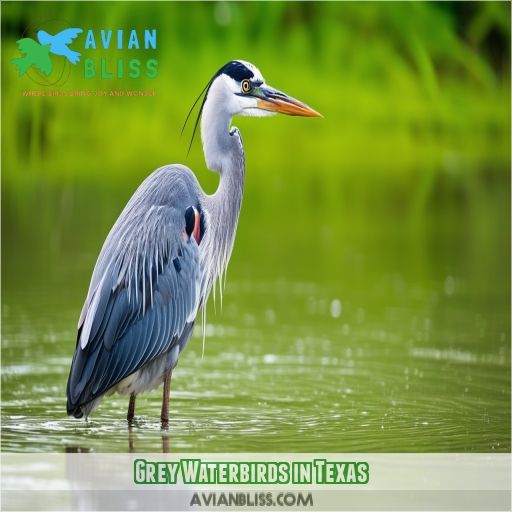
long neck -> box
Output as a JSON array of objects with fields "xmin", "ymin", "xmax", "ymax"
[{"xmin": 200, "ymin": 86, "xmax": 245, "ymax": 302}]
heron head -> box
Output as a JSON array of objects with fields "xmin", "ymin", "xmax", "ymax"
[
  {"xmin": 182, "ymin": 60, "xmax": 321, "ymax": 156},
  {"xmin": 212, "ymin": 60, "xmax": 322, "ymax": 118}
]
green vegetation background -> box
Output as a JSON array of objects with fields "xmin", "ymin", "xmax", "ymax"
[
  {"xmin": 2, "ymin": 1, "xmax": 510, "ymax": 299},
  {"xmin": 2, "ymin": 1, "xmax": 510, "ymax": 206}
]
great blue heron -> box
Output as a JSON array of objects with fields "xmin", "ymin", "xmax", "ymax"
[{"xmin": 66, "ymin": 60, "xmax": 321, "ymax": 423}]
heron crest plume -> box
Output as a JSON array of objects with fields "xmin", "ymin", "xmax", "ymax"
[{"xmin": 181, "ymin": 60, "xmax": 259, "ymax": 156}]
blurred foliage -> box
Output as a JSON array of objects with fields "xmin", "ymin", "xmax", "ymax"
[{"xmin": 1, "ymin": 1, "xmax": 510, "ymax": 216}]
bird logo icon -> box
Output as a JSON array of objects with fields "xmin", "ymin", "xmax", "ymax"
[
  {"xmin": 12, "ymin": 38, "xmax": 53, "ymax": 76},
  {"xmin": 37, "ymin": 28, "xmax": 83, "ymax": 64},
  {"xmin": 12, "ymin": 27, "xmax": 82, "ymax": 77}
]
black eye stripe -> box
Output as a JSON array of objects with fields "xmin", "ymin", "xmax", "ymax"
[{"xmin": 218, "ymin": 61, "xmax": 254, "ymax": 82}]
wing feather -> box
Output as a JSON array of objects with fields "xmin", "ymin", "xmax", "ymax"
[
  {"xmin": 54, "ymin": 28, "xmax": 83, "ymax": 45},
  {"xmin": 67, "ymin": 166, "xmax": 203, "ymax": 416}
]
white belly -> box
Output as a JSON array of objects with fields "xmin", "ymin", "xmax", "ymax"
[{"xmin": 114, "ymin": 345, "xmax": 180, "ymax": 396}]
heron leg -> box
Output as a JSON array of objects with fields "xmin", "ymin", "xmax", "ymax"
[
  {"xmin": 127, "ymin": 393, "xmax": 136, "ymax": 422},
  {"xmin": 161, "ymin": 371, "xmax": 172, "ymax": 426},
  {"xmin": 162, "ymin": 430, "xmax": 170, "ymax": 453},
  {"xmin": 128, "ymin": 425, "xmax": 135, "ymax": 452}
]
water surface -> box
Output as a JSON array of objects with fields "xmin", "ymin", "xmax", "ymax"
[{"xmin": 2, "ymin": 179, "xmax": 510, "ymax": 452}]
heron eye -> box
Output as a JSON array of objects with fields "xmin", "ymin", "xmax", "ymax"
[{"xmin": 241, "ymin": 79, "xmax": 252, "ymax": 93}]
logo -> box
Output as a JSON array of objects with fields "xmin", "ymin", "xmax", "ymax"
[
  {"xmin": 12, "ymin": 22, "xmax": 158, "ymax": 86},
  {"xmin": 12, "ymin": 27, "xmax": 82, "ymax": 84}
]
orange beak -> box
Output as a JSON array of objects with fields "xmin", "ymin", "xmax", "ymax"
[{"xmin": 255, "ymin": 86, "xmax": 322, "ymax": 118}]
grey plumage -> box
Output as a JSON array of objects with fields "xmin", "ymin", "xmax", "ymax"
[
  {"xmin": 67, "ymin": 142, "xmax": 243, "ymax": 419},
  {"xmin": 67, "ymin": 167, "xmax": 203, "ymax": 417}
]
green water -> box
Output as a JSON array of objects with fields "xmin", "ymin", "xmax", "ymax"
[{"xmin": 1, "ymin": 174, "xmax": 510, "ymax": 453}]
